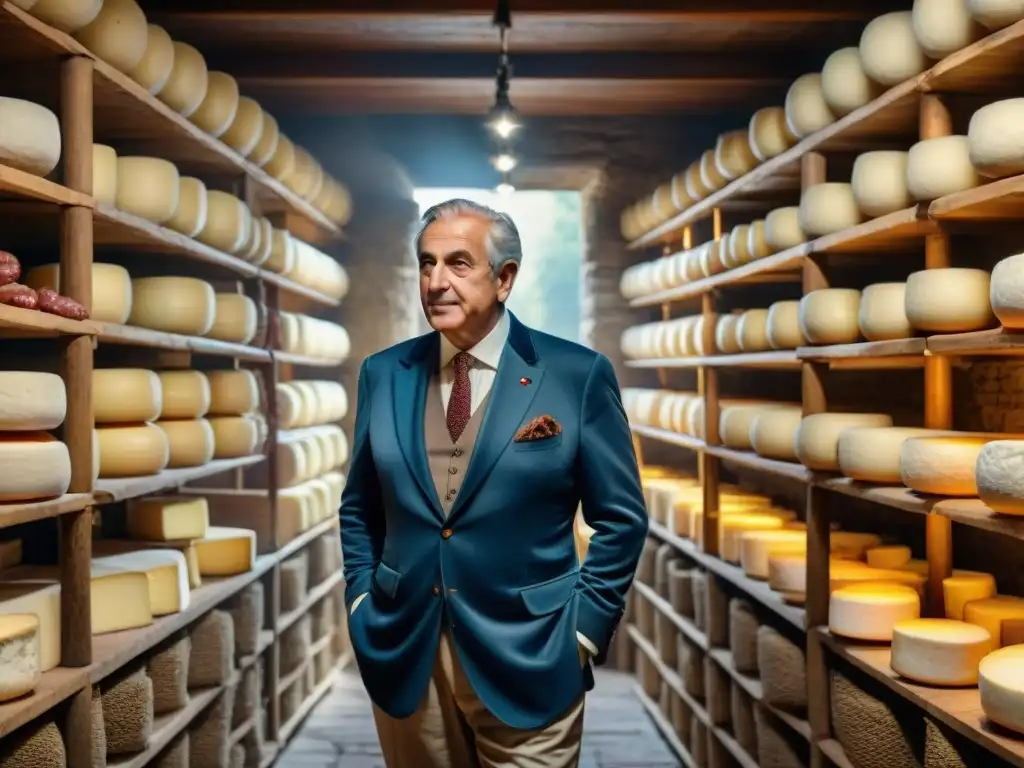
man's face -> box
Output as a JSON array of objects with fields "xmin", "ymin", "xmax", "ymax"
[{"xmin": 418, "ymin": 213, "xmax": 515, "ymax": 342}]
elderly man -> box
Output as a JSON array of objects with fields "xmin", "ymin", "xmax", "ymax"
[{"xmin": 340, "ymin": 198, "xmax": 648, "ymax": 767}]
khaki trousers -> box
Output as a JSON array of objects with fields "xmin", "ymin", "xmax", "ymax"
[{"xmin": 370, "ymin": 631, "xmax": 586, "ymax": 768}]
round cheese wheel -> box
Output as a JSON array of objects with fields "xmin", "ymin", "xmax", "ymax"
[
  {"xmin": 164, "ymin": 176, "xmax": 207, "ymax": 238},
  {"xmin": 128, "ymin": 24, "xmax": 174, "ymax": 95},
  {"xmin": 265, "ymin": 135, "xmax": 296, "ymax": 181},
  {"xmin": 726, "ymin": 225, "xmax": 751, "ymax": 268},
  {"xmin": 115, "ymin": 156, "xmax": 180, "ymax": 224},
  {"xmin": 246, "ymin": 217, "xmax": 274, "ymax": 267},
  {"xmin": 905, "ymin": 268, "xmax": 994, "ymax": 332},
  {"xmin": 966, "ymin": 597, "xmax": 1024, "ymax": 647},
  {"xmin": 276, "ymin": 384, "xmax": 303, "ymax": 429},
  {"xmin": 859, "ymin": 282, "xmax": 913, "ymax": 340},
  {"xmin": 92, "ymin": 144, "xmax": 117, "ymax": 205},
  {"xmin": 821, "ymin": 47, "xmax": 883, "ymax": 117},
  {"xmin": 156, "ymin": 418, "xmax": 214, "ymax": 468},
  {"xmin": 29, "ymin": 0, "xmax": 101, "ymax": 32},
  {"xmin": 737, "ymin": 310, "xmax": 770, "ymax": 352},
  {"xmin": 785, "ymin": 74, "xmax": 835, "ymax": 139},
  {"xmin": 764, "ymin": 207, "xmax": 806, "ymax": 251},
  {"xmin": 0, "ymin": 372, "xmax": 66, "ymax": 431},
  {"xmin": 207, "ymin": 294, "xmax": 257, "ymax": 344},
  {"xmin": 796, "ymin": 412, "xmax": 894, "ymax": 471},
  {"xmin": 747, "ymin": 220, "xmax": 773, "ymax": 260},
  {"xmin": 740, "ymin": 530, "xmax": 807, "ymax": 579},
  {"xmin": 73, "ymin": 0, "xmax": 148, "ymax": 73},
  {"xmin": 278, "ymin": 312, "xmax": 300, "ymax": 353},
  {"xmin": 286, "ymin": 148, "xmax": 323, "ymax": 199},
  {"xmin": 990, "ymin": 252, "xmax": 1024, "ymax": 328},
  {"xmin": 266, "ymin": 229, "xmax": 296, "ymax": 275},
  {"xmin": 800, "ymin": 289, "xmax": 862, "ymax": 345},
  {"xmin": 207, "ymin": 370, "xmax": 259, "ymax": 417},
  {"xmin": 699, "ymin": 149, "xmax": 727, "ymax": 192},
  {"xmin": 95, "ymin": 423, "xmax": 170, "ymax": 478},
  {"xmin": 221, "ymin": 97, "xmax": 264, "ymax": 158},
  {"xmin": 720, "ymin": 513, "xmax": 793, "ymax": 563},
  {"xmin": 967, "ymin": 0, "xmax": 1024, "ymax": 29},
  {"xmin": 866, "ymin": 545, "xmax": 912, "ymax": 569},
  {"xmin": 720, "ymin": 404, "xmax": 765, "ymax": 449},
  {"xmin": 766, "ymin": 301, "xmax": 806, "ymax": 349},
  {"xmin": 912, "ymin": 0, "xmax": 983, "ymax": 59},
  {"xmin": 0, "ymin": 433, "xmax": 72, "ymax": 501},
  {"xmin": 209, "ymin": 416, "xmax": 261, "ymax": 458},
  {"xmin": 158, "ymin": 42, "xmax": 208, "ymax": 117},
  {"xmin": 0, "ymin": 97, "xmax": 61, "ymax": 177},
  {"xmin": 829, "ymin": 582, "xmax": 921, "ymax": 641},
  {"xmin": 892, "ymin": 618, "xmax": 993, "ymax": 685},
  {"xmin": 158, "ymin": 370, "xmax": 210, "ymax": 419},
  {"xmin": 838, "ymin": 426, "xmax": 948, "ymax": 483},
  {"xmin": 851, "ymin": 151, "xmax": 912, "ymax": 218},
  {"xmin": 668, "ymin": 173, "xmax": 691, "ymax": 212},
  {"xmin": 196, "ymin": 191, "xmax": 249, "ymax": 255},
  {"xmin": 128, "ymin": 277, "xmax": 215, "ymax": 336},
  {"xmin": 944, "ymin": 571, "xmax": 997, "ymax": 620},
  {"xmin": 23, "ymin": 262, "xmax": 132, "ymax": 324},
  {"xmin": 749, "ymin": 107, "xmax": 795, "ymax": 161},
  {"xmin": 250, "ymin": 111, "xmax": 280, "ymax": 167},
  {"xmin": 800, "ymin": 183, "xmax": 863, "ymax": 237},
  {"xmin": 189, "ymin": 72, "xmax": 239, "ymax": 138},
  {"xmin": 750, "ymin": 408, "xmax": 804, "ymax": 461},
  {"xmin": 974, "ymin": 440, "xmax": 1024, "ymax": 515},
  {"xmin": 968, "ymin": 99, "xmax": 1024, "ymax": 179},
  {"xmin": 901, "ymin": 434, "xmax": 1008, "ymax": 495},
  {"xmin": 980, "ymin": 645, "xmax": 1024, "ymax": 735},
  {"xmin": 684, "ymin": 162, "xmax": 711, "ymax": 202},
  {"xmin": 860, "ymin": 12, "xmax": 929, "ymax": 86},
  {"xmin": 93, "ymin": 368, "xmax": 161, "ymax": 423},
  {"xmin": 715, "ymin": 130, "xmax": 758, "ymax": 180},
  {"xmin": 715, "ymin": 314, "xmax": 742, "ymax": 354},
  {"xmin": 907, "ymin": 136, "xmax": 980, "ymax": 200}
]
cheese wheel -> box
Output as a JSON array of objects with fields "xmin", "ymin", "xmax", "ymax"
[
  {"xmin": 944, "ymin": 571, "xmax": 997, "ymax": 620},
  {"xmin": 800, "ymin": 183, "xmax": 863, "ymax": 237},
  {"xmin": 115, "ymin": 156, "xmax": 180, "ymax": 225},
  {"xmin": 967, "ymin": 0, "xmax": 1024, "ymax": 29},
  {"xmin": 73, "ymin": 0, "xmax": 148, "ymax": 73},
  {"xmin": 156, "ymin": 418, "xmax": 214, "ymax": 468},
  {"xmin": 912, "ymin": 0, "xmax": 983, "ymax": 59},
  {"xmin": 750, "ymin": 408, "xmax": 803, "ymax": 461},
  {"xmin": 128, "ymin": 24, "xmax": 174, "ymax": 95},
  {"xmin": 785, "ymin": 74, "xmax": 835, "ymax": 139},
  {"xmin": 265, "ymin": 135, "xmax": 297, "ymax": 182},
  {"xmin": 715, "ymin": 315, "xmax": 742, "ymax": 354},
  {"xmin": 838, "ymin": 427, "xmax": 949, "ymax": 483},
  {"xmin": 796, "ymin": 412, "xmax": 894, "ymax": 471},
  {"xmin": 764, "ymin": 207, "xmax": 806, "ymax": 251},
  {"xmin": 829, "ymin": 582, "xmax": 921, "ymax": 641},
  {"xmin": 0, "ymin": 98, "xmax": 61, "ymax": 178},
  {"xmin": 221, "ymin": 97, "xmax": 264, "ymax": 158},
  {"xmin": 799, "ymin": 289, "xmax": 862, "ymax": 345},
  {"xmin": 749, "ymin": 107, "xmax": 795, "ymax": 162},
  {"xmin": 720, "ymin": 513, "xmax": 794, "ymax": 563},
  {"xmin": 715, "ymin": 130, "xmax": 758, "ymax": 181},
  {"xmin": 28, "ymin": 0, "xmax": 101, "ymax": 32},
  {"xmin": 159, "ymin": 42, "xmax": 208, "ymax": 118},
  {"xmin": 668, "ymin": 173, "xmax": 691, "ymax": 212},
  {"xmin": 129, "ymin": 277, "xmax": 215, "ymax": 336},
  {"xmin": 859, "ymin": 282, "xmax": 913, "ymax": 341},
  {"xmin": 207, "ymin": 370, "xmax": 260, "ymax": 416},
  {"xmin": 197, "ymin": 192, "xmax": 249, "ymax": 255},
  {"xmin": 720, "ymin": 404, "xmax": 797, "ymax": 450},
  {"xmin": 22, "ymin": 262, "xmax": 133, "ymax": 324},
  {"xmin": 905, "ymin": 268, "xmax": 994, "ymax": 332},
  {"xmin": 980, "ymin": 645, "xmax": 1024, "ymax": 735},
  {"xmin": 189, "ymin": 72, "xmax": 239, "ymax": 138},
  {"xmin": 747, "ymin": 219, "xmax": 773, "ymax": 260},
  {"xmin": 93, "ymin": 368, "xmax": 161, "ymax": 424},
  {"xmin": 976, "ymin": 440, "xmax": 1024, "ymax": 515},
  {"xmin": 821, "ymin": 47, "xmax": 883, "ymax": 117},
  {"xmin": 209, "ymin": 416, "xmax": 261, "ymax": 458},
  {"xmin": 892, "ymin": 618, "xmax": 993, "ymax": 685},
  {"xmin": 208, "ymin": 294, "xmax": 257, "ymax": 344},
  {"xmin": 92, "ymin": 144, "xmax": 117, "ymax": 205},
  {"xmin": 968, "ymin": 99, "xmax": 1024, "ymax": 179},
  {"xmin": 164, "ymin": 176, "xmax": 207, "ymax": 238},
  {"xmin": 737, "ymin": 310, "xmax": 770, "ymax": 352},
  {"xmin": 250, "ymin": 110, "xmax": 280, "ymax": 166},
  {"xmin": 866, "ymin": 545, "xmax": 912, "ymax": 570},
  {"xmin": 907, "ymin": 136, "xmax": 980, "ymax": 201},
  {"xmin": 901, "ymin": 434, "xmax": 1008, "ymax": 495},
  {"xmin": 766, "ymin": 301, "xmax": 805, "ymax": 349},
  {"xmin": 726, "ymin": 225, "xmax": 750, "ymax": 268},
  {"xmin": 860, "ymin": 12, "xmax": 929, "ymax": 86},
  {"xmin": 95, "ymin": 423, "xmax": 170, "ymax": 478},
  {"xmin": 965, "ymin": 597, "xmax": 1024, "ymax": 647},
  {"xmin": 0, "ymin": 373, "xmax": 66, "ymax": 431},
  {"xmin": 0, "ymin": 434, "xmax": 72, "ymax": 502},
  {"xmin": 990, "ymin": 252, "xmax": 1024, "ymax": 328},
  {"xmin": 684, "ymin": 162, "xmax": 711, "ymax": 202},
  {"xmin": 851, "ymin": 151, "xmax": 912, "ymax": 218},
  {"xmin": 740, "ymin": 530, "xmax": 807, "ymax": 579},
  {"xmin": 157, "ymin": 371, "xmax": 210, "ymax": 420}
]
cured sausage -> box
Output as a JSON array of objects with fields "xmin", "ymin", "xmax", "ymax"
[
  {"xmin": 37, "ymin": 288, "xmax": 89, "ymax": 320},
  {"xmin": 0, "ymin": 251, "xmax": 20, "ymax": 286},
  {"xmin": 0, "ymin": 283, "xmax": 39, "ymax": 310}
]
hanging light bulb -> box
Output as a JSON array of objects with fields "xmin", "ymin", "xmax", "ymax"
[
  {"xmin": 487, "ymin": 68, "xmax": 520, "ymax": 139},
  {"xmin": 496, "ymin": 181, "xmax": 515, "ymax": 196},
  {"xmin": 491, "ymin": 153, "xmax": 517, "ymax": 173}
]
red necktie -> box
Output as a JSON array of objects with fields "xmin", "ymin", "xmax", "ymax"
[{"xmin": 447, "ymin": 352, "xmax": 472, "ymax": 442}]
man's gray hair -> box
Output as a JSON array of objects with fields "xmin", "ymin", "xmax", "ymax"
[{"xmin": 415, "ymin": 198, "xmax": 523, "ymax": 272}]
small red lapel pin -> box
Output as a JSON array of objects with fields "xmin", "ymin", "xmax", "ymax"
[{"xmin": 520, "ymin": 377, "xmax": 531, "ymax": 386}]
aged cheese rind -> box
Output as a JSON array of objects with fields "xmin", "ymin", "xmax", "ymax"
[
  {"xmin": 891, "ymin": 618, "xmax": 992, "ymax": 686},
  {"xmin": 0, "ymin": 372, "xmax": 66, "ymax": 431}
]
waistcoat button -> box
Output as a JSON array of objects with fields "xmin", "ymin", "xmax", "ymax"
[
  {"xmin": 453, "ymin": 448, "xmax": 462, "ymax": 457},
  {"xmin": 449, "ymin": 466, "xmax": 458, "ymax": 475}
]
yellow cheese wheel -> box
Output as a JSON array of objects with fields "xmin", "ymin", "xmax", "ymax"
[
  {"xmin": 157, "ymin": 371, "xmax": 210, "ymax": 420},
  {"xmin": 92, "ymin": 144, "xmax": 117, "ymax": 205},
  {"xmin": 715, "ymin": 130, "xmax": 758, "ymax": 181},
  {"xmin": 209, "ymin": 416, "xmax": 262, "ymax": 458},
  {"xmin": 838, "ymin": 427, "xmax": 949, "ymax": 483},
  {"xmin": 944, "ymin": 571, "xmax": 997, "ymax": 620},
  {"xmin": 115, "ymin": 156, "xmax": 180, "ymax": 225},
  {"xmin": 207, "ymin": 370, "xmax": 260, "ymax": 416},
  {"xmin": 265, "ymin": 135, "xmax": 296, "ymax": 181},
  {"xmin": 128, "ymin": 277, "xmax": 215, "ymax": 336},
  {"xmin": 208, "ymin": 294, "xmax": 257, "ymax": 344},
  {"xmin": 859, "ymin": 282, "xmax": 913, "ymax": 341},
  {"xmin": 829, "ymin": 582, "xmax": 921, "ymax": 641},
  {"xmin": 249, "ymin": 110, "xmax": 279, "ymax": 166},
  {"xmin": 29, "ymin": 0, "xmax": 102, "ymax": 32},
  {"xmin": 95, "ymin": 423, "xmax": 170, "ymax": 478},
  {"xmin": 189, "ymin": 72, "xmax": 239, "ymax": 138},
  {"xmin": 799, "ymin": 183, "xmax": 863, "ymax": 237},
  {"xmin": 196, "ymin": 192, "xmax": 249, "ymax": 255},
  {"xmin": 851, "ymin": 151, "xmax": 912, "ymax": 218},
  {"xmin": 859, "ymin": 12, "xmax": 928, "ymax": 86},
  {"xmin": 158, "ymin": 42, "xmax": 208, "ymax": 117},
  {"xmin": 164, "ymin": 176, "xmax": 207, "ymax": 238},
  {"xmin": 785, "ymin": 73, "xmax": 835, "ymax": 139},
  {"xmin": 748, "ymin": 106, "xmax": 795, "ymax": 161},
  {"xmin": 92, "ymin": 368, "xmax": 162, "ymax": 424},
  {"xmin": 128, "ymin": 24, "xmax": 174, "ymax": 95},
  {"xmin": 766, "ymin": 301, "xmax": 805, "ymax": 349},
  {"xmin": 750, "ymin": 408, "xmax": 803, "ymax": 461},
  {"xmin": 965, "ymin": 597, "xmax": 1024, "ymax": 648},
  {"xmin": 821, "ymin": 47, "xmax": 882, "ymax": 117},
  {"xmin": 73, "ymin": 0, "xmax": 148, "ymax": 73},
  {"xmin": 156, "ymin": 418, "xmax": 214, "ymax": 468},
  {"xmin": 907, "ymin": 136, "xmax": 980, "ymax": 201},
  {"xmin": 799, "ymin": 289, "xmax": 862, "ymax": 345},
  {"xmin": 866, "ymin": 545, "xmax": 912, "ymax": 570},
  {"xmin": 764, "ymin": 207, "xmax": 806, "ymax": 251},
  {"xmin": 904, "ymin": 268, "xmax": 994, "ymax": 333},
  {"xmin": 797, "ymin": 412, "xmax": 894, "ymax": 471},
  {"xmin": 0, "ymin": 433, "xmax": 72, "ymax": 502},
  {"xmin": 221, "ymin": 97, "xmax": 264, "ymax": 158}
]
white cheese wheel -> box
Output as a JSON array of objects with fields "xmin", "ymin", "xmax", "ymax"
[
  {"xmin": 217, "ymin": 96, "xmax": 262, "ymax": 158},
  {"xmin": 866, "ymin": 545, "xmax": 912, "ymax": 569},
  {"xmin": 156, "ymin": 418, "xmax": 214, "ymax": 468},
  {"xmin": 967, "ymin": 0, "xmax": 1024, "ymax": 29},
  {"xmin": 715, "ymin": 130, "xmax": 758, "ymax": 180},
  {"xmin": 207, "ymin": 370, "xmax": 260, "ymax": 416},
  {"xmin": 196, "ymin": 191, "xmax": 248, "ymax": 255},
  {"xmin": 28, "ymin": 0, "xmax": 101, "ymax": 32},
  {"xmin": 0, "ymin": 434, "xmax": 72, "ymax": 502},
  {"xmin": 164, "ymin": 176, "xmax": 206, "ymax": 238},
  {"xmin": 158, "ymin": 42, "xmax": 208, "ymax": 118},
  {"xmin": 250, "ymin": 110, "xmax": 280, "ymax": 166},
  {"xmin": 0, "ymin": 614, "xmax": 41, "ymax": 702},
  {"xmin": 799, "ymin": 289, "xmax": 862, "ymax": 345},
  {"xmin": 944, "ymin": 571, "xmax": 997, "ymax": 620},
  {"xmin": 726, "ymin": 225, "xmax": 751, "ymax": 268},
  {"xmin": 821, "ymin": 47, "xmax": 883, "ymax": 117},
  {"xmin": 749, "ymin": 107, "xmax": 795, "ymax": 161},
  {"xmin": 905, "ymin": 268, "xmax": 994, "ymax": 332},
  {"xmin": 0, "ymin": 373, "xmax": 66, "ymax": 431},
  {"xmin": 92, "ymin": 144, "xmax": 117, "ymax": 205},
  {"xmin": 980, "ymin": 645, "xmax": 1024, "ymax": 735},
  {"xmin": 209, "ymin": 416, "xmax": 261, "ymax": 458},
  {"xmin": 799, "ymin": 183, "xmax": 863, "ymax": 237},
  {"xmin": 764, "ymin": 207, "xmax": 806, "ymax": 251},
  {"xmin": 248, "ymin": 217, "xmax": 273, "ymax": 267},
  {"xmin": 892, "ymin": 618, "xmax": 993, "ymax": 685},
  {"xmin": 266, "ymin": 229, "xmax": 296, "ymax": 275},
  {"xmin": 966, "ymin": 597, "xmax": 1024, "ymax": 647},
  {"xmin": 747, "ymin": 220, "xmax": 773, "ymax": 260},
  {"xmin": 684, "ymin": 162, "xmax": 711, "ymax": 202},
  {"xmin": 23, "ymin": 262, "xmax": 132, "ymax": 324},
  {"xmin": 851, "ymin": 151, "xmax": 912, "ymax": 218},
  {"xmin": 796, "ymin": 412, "xmax": 894, "ymax": 471},
  {"xmin": 115, "ymin": 156, "xmax": 180, "ymax": 225},
  {"xmin": 715, "ymin": 315, "xmax": 742, "ymax": 354},
  {"xmin": 720, "ymin": 513, "xmax": 794, "ymax": 563},
  {"xmin": 95, "ymin": 423, "xmax": 170, "ymax": 478},
  {"xmin": 829, "ymin": 582, "xmax": 921, "ymax": 641},
  {"xmin": 265, "ymin": 135, "xmax": 297, "ymax": 182},
  {"xmin": 766, "ymin": 301, "xmax": 805, "ymax": 349},
  {"xmin": 92, "ymin": 368, "xmax": 161, "ymax": 424},
  {"xmin": 73, "ymin": 0, "xmax": 148, "ymax": 73},
  {"xmin": 912, "ymin": 0, "xmax": 983, "ymax": 59},
  {"xmin": 859, "ymin": 282, "xmax": 913, "ymax": 340},
  {"xmin": 907, "ymin": 136, "xmax": 980, "ymax": 200},
  {"xmin": 784, "ymin": 74, "xmax": 835, "ymax": 139},
  {"xmin": 968, "ymin": 99, "xmax": 1024, "ymax": 179},
  {"xmin": 207, "ymin": 294, "xmax": 257, "ymax": 344},
  {"xmin": 860, "ymin": 12, "xmax": 929, "ymax": 86},
  {"xmin": 189, "ymin": 72, "xmax": 239, "ymax": 138},
  {"xmin": 0, "ymin": 98, "xmax": 61, "ymax": 178},
  {"xmin": 128, "ymin": 277, "xmax": 215, "ymax": 336},
  {"xmin": 750, "ymin": 408, "xmax": 804, "ymax": 461},
  {"xmin": 740, "ymin": 530, "xmax": 807, "ymax": 579},
  {"xmin": 838, "ymin": 427, "xmax": 948, "ymax": 483},
  {"xmin": 157, "ymin": 371, "xmax": 210, "ymax": 420},
  {"xmin": 737, "ymin": 310, "xmax": 770, "ymax": 352},
  {"xmin": 698, "ymin": 149, "xmax": 727, "ymax": 193},
  {"xmin": 128, "ymin": 24, "xmax": 174, "ymax": 95},
  {"xmin": 991, "ymin": 252, "xmax": 1024, "ymax": 328},
  {"xmin": 322, "ymin": 179, "xmax": 353, "ymax": 226},
  {"xmin": 975, "ymin": 440, "xmax": 1024, "ymax": 515},
  {"xmin": 901, "ymin": 434, "xmax": 1008, "ymax": 495}
]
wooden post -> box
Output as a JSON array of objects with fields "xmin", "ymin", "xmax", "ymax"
[{"xmin": 699, "ymin": 210, "xmax": 722, "ymax": 556}]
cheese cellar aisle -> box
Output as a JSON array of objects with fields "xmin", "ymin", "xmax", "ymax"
[
  {"xmin": 619, "ymin": 4, "xmax": 1024, "ymax": 768},
  {"xmin": 0, "ymin": 2, "xmax": 353, "ymax": 767}
]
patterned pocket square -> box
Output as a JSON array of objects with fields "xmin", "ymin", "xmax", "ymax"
[{"xmin": 514, "ymin": 414, "xmax": 562, "ymax": 442}]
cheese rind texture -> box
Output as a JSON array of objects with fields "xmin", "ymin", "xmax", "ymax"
[
  {"xmin": 905, "ymin": 268, "xmax": 994, "ymax": 333},
  {"xmin": 799, "ymin": 183, "xmax": 863, "ymax": 237},
  {"xmin": 796, "ymin": 412, "xmax": 893, "ymax": 471},
  {"xmin": 158, "ymin": 371, "xmax": 211, "ymax": 420},
  {"xmin": 901, "ymin": 434, "xmax": 1005, "ymax": 496},
  {"xmin": 907, "ymin": 136, "xmax": 981, "ymax": 200},
  {"xmin": 891, "ymin": 618, "xmax": 993, "ymax": 685},
  {"xmin": 975, "ymin": 440, "xmax": 1024, "ymax": 515},
  {"xmin": 838, "ymin": 427, "xmax": 948, "ymax": 483},
  {"xmin": 0, "ymin": 97, "xmax": 61, "ymax": 177},
  {"xmin": 195, "ymin": 527, "xmax": 256, "ymax": 576},
  {"xmin": 799, "ymin": 289, "xmax": 862, "ymax": 345},
  {"xmin": 0, "ymin": 434, "xmax": 72, "ymax": 502},
  {"xmin": 0, "ymin": 583, "xmax": 59, "ymax": 671},
  {"xmin": 95, "ymin": 423, "xmax": 170, "ymax": 478},
  {"xmin": 93, "ymin": 550, "xmax": 190, "ymax": 616},
  {"xmin": 967, "ymin": 0, "xmax": 1024, "ymax": 30},
  {"xmin": 990, "ymin": 253, "xmax": 1024, "ymax": 329},
  {"xmin": 127, "ymin": 496, "xmax": 209, "ymax": 541},
  {"xmin": 0, "ymin": 614, "xmax": 40, "ymax": 703},
  {"xmin": 944, "ymin": 572, "xmax": 997, "ymax": 620},
  {"xmin": 129, "ymin": 277, "xmax": 216, "ymax": 336},
  {"xmin": 156, "ymin": 418, "xmax": 215, "ymax": 468},
  {"xmin": 859, "ymin": 12, "xmax": 929, "ymax": 85},
  {"xmin": 0, "ymin": 372, "xmax": 66, "ymax": 431},
  {"xmin": 829, "ymin": 582, "xmax": 921, "ymax": 641},
  {"xmin": 851, "ymin": 151, "xmax": 912, "ymax": 218},
  {"xmin": 93, "ymin": 368, "xmax": 162, "ymax": 424},
  {"xmin": 979, "ymin": 645, "xmax": 1024, "ymax": 734}
]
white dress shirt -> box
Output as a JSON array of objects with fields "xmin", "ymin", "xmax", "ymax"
[{"xmin": 351, "ymin": 309, "xmax": 597, "ymax": 661}]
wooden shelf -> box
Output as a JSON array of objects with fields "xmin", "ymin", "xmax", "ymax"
[
  {"xmin": 95, "ymin": 323, "xmax": 273, "ymax": 361},
  {"xmin": 93, "ymin": 455, "xmax": 267, "ymax": 505},
  {"xmin": 797, "ymin": 338, "xmax": 927, "ymax": 362},
  {"xmin": 926, "ymin": 328, "xmax": 1024, "ymax": 356},
  {"xmin": 0, "ymin": 493, "xmax": 92, "ymax": 529},
  {"xmin": 705, "ymin": 445, "xmax": 812, "ymax": 483},
  {"xmin": 273, "ymin": 351, "xmax": 346, "ymax": 368},
  {"xmin": 923, "ymin": 18, "xmax": 1024, "ymax": 93},
  {"xmin": 0, "ymin": 304, "xmax": 99, "ymax": 336},
  {"xmin": 630, "ymin": 425, "xmax": 704, "ymax": 452},
  {"xmin": 930, "ymin": 174, "xmax": 1024, "ymax": 220},
  {"xmin": 0, "ymin": 164, "xmax": 93, "ymax": 208},
  {"xmin": 277, "ymin": 571, "xmax": 345, "ymax": 634},
  {"xmin": 633, "ymin": 580, "xmax": 708, "ymax": 650},
  {"xmin": 813, "ymin": 206, "xmax": 934, "ymax": 254},
  {"xmin": 0, "ymin": 666, "xmax": 89, "ymax": 740},
  {"xmin": 626, "ymin": 351, "xmax": 801, "ymax": 369}
]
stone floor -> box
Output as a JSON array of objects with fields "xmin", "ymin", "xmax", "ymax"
[{"xmin": 281, "ymin": 667, "xmax": 681, "ymax": 767}]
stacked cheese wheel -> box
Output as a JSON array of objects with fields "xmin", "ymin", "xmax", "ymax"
[
  {"xmin": 277, "ymin": 380, "xmax": 348, "ymax": 430},
  {"xmin": 277, "ymin": 311, "xmax": 351, "ymax": 362},
  {"xmin": 275, "ymin": 429, "xmax": 348, "ymax": 541},
  {"xmin": 271, "ymin": 230, "xmax": 350, "ymax": 300},
  {"xmin": 0, "ymin": 97, "xmax": 61, "ymax": 179},
  {"xmin": 0, "ymin": 372, "xmax": 72, "ymax": 504}
]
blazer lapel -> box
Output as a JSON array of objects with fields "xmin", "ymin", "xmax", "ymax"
[{"xmin": 393, "ymin": 333, "xmax": 443, "ymax": 519}]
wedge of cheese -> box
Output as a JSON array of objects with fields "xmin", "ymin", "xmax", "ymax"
[
  {"xmin": 126, "ymin": 496, "xmax": 209, "ymax": 541},
  {"xmin": 93, "ymin": 550, "xmax": 189, "ymax": 615},
  {"xmin": 93, "ymin": 538, "xmax": 201, "ymax": 590},
  {"xmin": 0, "ymin": 614, "xmax": 41, "ymax": 702},
  {"xmin": 195, "ymin": 527, "xmax": 256, "ymax": 576},
  {"xmin": 0, "ymin": 581, "xmax": 60, "ymax": 671}
]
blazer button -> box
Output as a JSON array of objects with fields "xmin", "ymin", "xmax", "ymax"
[
  {"xmin": 432, "ymin": 585, "xmax": 440, "ymax": 596},
  {"xmin": 441, "ymin": 528, "xmax": 453, "ymax": 539}
]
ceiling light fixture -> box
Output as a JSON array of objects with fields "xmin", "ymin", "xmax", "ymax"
[{"xmin": 488, "ymin": 0, "xmax": 519, "ymax": 194}]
